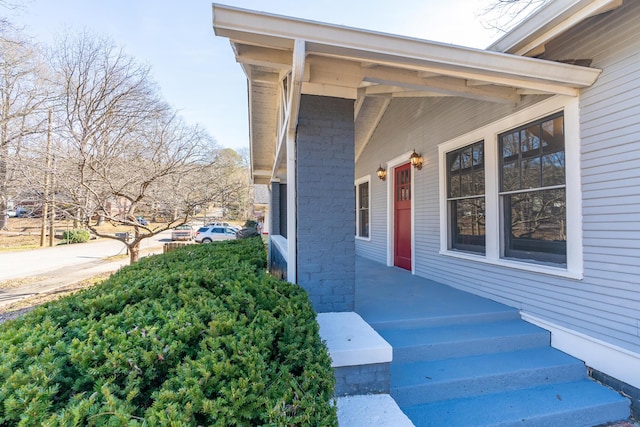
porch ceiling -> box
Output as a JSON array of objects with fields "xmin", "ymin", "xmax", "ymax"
[{"xmin": 212, "ymin": 3, "xmax": 603, "ymax": 184}]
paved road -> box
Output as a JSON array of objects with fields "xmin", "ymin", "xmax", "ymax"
[{"xmin": 0, "ymin": 231, "xmax": 172, "ymax": 281}]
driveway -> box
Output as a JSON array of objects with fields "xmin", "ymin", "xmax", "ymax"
[{"xmin": 0, "ymin": 231, "xmax": 171, "ymax": 282}]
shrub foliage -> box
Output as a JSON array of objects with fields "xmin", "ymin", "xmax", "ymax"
[
  {"xmin": 0, "ymin": 238, "xmax": 337, "ymax": 426},
  {"xmin": 61, "ymin": 229, "xmax": 91, "ymax": 244}
]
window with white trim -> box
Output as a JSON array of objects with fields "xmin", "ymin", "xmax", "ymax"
[
  {"xmin": 439, "ymin": 96, "xmax": 581, "ymax": 278},
  {"xmin": 499, "ymin": 113, "xmax": 566, "ymax": 265},
  {"xmin": 447, "ymin": 141, "xmax": 485, "ymax": 253},
  {"xmin": 355, "ymin": 177, "xmax": 370, "ymax": 239}
]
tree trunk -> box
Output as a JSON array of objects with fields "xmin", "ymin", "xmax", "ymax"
[
  {"xmin": 0, "ymin": 141, "xmax": 7, "ymax": 231},
  {"xmin": 129, "ymin": 243, "xmax": 140, "ymax": 264}
]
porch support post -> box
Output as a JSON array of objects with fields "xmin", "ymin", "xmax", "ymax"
[
  {"xmin": 296, "ymin": 94, "xmax": 355, "ymax": 312},
  {"xmin": 286, "ymin": 39, "xmax": 305, "ymax": 283}
]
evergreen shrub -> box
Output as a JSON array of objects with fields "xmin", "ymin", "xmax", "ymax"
[
  {"xmin": 61, "ymin": 229, "xmax": 91, "ymax": 244},
  {"xmin": 0, "ymin": 237, "xmax": 337, "ymax": 426}
]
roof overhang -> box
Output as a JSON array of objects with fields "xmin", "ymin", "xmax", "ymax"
[
  {"xmin": 212, "ymin": 3, "xmax": 602, "ymax": 184},
  {"xmin": 489, "ymin": 0, "xmax": 623, "ymax": 56}
]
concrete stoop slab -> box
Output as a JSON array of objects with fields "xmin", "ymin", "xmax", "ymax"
[
  {"xmin": 337, "ymin": 394, "xmax": 414, "ymax": 427},
  {"xmin": 317, "ymin": 311, "xmax": 392, "ymax": 367}
]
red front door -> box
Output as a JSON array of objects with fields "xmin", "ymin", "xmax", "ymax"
[{"xmin": 394, "ymin": 163, "xmax": 412, "ymax": 270}]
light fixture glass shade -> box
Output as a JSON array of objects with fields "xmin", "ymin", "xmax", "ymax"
[
  {"xmin": 376, "ymin": 165, "xmax": 387, "ymax": 181},
  {"xmin": 410, "ymin": 150, "xmax": 423, "ymax": 170}
]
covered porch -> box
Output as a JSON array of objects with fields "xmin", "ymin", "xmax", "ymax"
[{"xmin": 334, "ymin": 256, "xmax": 630, "ymax": 426}]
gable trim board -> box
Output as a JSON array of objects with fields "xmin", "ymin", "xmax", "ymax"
[{"xmin": 437, "ymin": 95, "xmax": 583, "ymax": 279}]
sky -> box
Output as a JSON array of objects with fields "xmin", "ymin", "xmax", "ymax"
[{"xmin": 6, "ymin": 0, "xmax": 506, "ymax": 152}]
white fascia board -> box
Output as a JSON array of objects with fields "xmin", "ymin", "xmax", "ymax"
[
  {"xmin": 212, "ymin": 3, "xmax": 601, "ymax": 91},
  {"xmin": 489, "ymin": 0, "xmax": 622, "ymax": 55}
]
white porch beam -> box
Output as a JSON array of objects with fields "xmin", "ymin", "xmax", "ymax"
[
  {"xmin": 364, "ymin": 67, "xmax": 521, "ymax": 104},
  {"xmin": 212, "ymin": 4, "xmax": 601, "ymax": 93},
  {"xmin": 355, "ymin": 97, "xmax": 391, "ymax": 161},
  {"xmin": 235, "ymin": 45, "xmax": 292, "ymax": 70}
]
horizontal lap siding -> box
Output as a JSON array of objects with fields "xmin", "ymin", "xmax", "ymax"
[{"xmin": 355, "ymin": 1, "xmax": 640, "ymax": 354}]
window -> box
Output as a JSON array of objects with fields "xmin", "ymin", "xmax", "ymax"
[
  {"xmin": 439, "ymin": 96, "xmax": 581, "ymax": 278},
  {"xmin": 355, "ymin": 177, "xmax": 370, "ymax": 239},
  {"xmin": 499, "ymin": 113, "xmax": 566, "ymax": 264},
  {"xmin": 447, "ymin": 141, "xmax": 485, "ymax": 253}
]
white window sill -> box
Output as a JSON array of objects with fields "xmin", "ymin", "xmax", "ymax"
[
  {"xmin": 439, "ymin": 249, "xmax": 583, "ymax": 280},
  {"xmin": 355, "ymin": 235, "xmax": 371, "ymax": 242}
]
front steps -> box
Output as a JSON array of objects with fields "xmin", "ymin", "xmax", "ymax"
[{"xmin": 373, "ymin": 307, "xmax": 630, "ymax": 427}]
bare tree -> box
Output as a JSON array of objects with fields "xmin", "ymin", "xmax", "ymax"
[
  {"xmin": 208, "ymin": 148, "xmax": 251, "ymax": 220},
  {"xmin": 49, "ymin": 31, "xmax": 220, "ymax": 262},
  {"xmin": 479, "ymin": 0, "xmax": 551, "ymax": 33},
  {"xmin": 0, "ymin": 27, "xmax": 49, "ymax": 229}
]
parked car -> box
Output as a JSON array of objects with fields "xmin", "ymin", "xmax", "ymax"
[
  {"xmin": 205, "ymin": 222, "xmax": 241, "ymax": 232},
  {"xmin": 171, "ymin": 224, "xmax": 195, "ymax": 241},
  {"xmin": 136, "ymin": 216, "xmax": 149, "ymax": 226},
  {"xmin": 171, "ymin": 224, "xmax": 196, "ymax": 240},
  {"xmin": 195, "ymin": 225, "xmax": 237, "ymax": 243}
]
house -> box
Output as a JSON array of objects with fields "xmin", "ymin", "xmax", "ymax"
[{"xmin": 213, "ymin": 0, "xmax": 639, "ymax": 424}]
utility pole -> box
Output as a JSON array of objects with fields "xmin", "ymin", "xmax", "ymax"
[
  {"xmin": 48, "ymin": 156, "xmax": 56, "ymax": 247},
  {"xmin": 40, "ymin": 109, "xmax": 52, "ymax": 246}
]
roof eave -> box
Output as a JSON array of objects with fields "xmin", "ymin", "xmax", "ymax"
[
  {"xmin": 213, "ymin": 3, "xmax": 601, "ymax": 89},
  {"xmin": 488, "ymin": 0, "xmax": 623, "ymax": 55}
]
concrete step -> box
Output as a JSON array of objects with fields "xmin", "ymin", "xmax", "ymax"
[
  {"xmin": 402, "ymin": 379, "xmax": 630, "ymax": 427},
  {"xmin": 378, "ymin": 319, "xmax": 550, "ymax": 363},
  {"xmin": 370, "ymin": 306, "xmax": 521, "ymax": 331},
  {"xmin": 391, "ymin": 347, "xmax": 587, "ymax": 407}
]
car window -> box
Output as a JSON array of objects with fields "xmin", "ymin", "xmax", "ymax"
[
  {"xmin": 197, "ymin": 227, "xmax": 208, "ymax": 232},
  {"xmin": 212, "ymin": 227, "xmax": 224, "ymax": 233}
]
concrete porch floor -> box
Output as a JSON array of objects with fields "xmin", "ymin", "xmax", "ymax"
[
  {"xmin": 354, "ymin": 256, "xmax": 516, "ymax": 328},
  {"xmin": 340, "ymin": 256, "xmax": 632, "ymax": 427}
]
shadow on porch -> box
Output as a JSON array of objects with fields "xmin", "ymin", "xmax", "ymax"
[{"xmin": 337, "ymin": 256, "xmax": 629, "ymax": 427}]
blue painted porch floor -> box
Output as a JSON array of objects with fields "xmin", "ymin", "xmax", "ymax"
[{"xmin": 354, "ymin": 256, "xmax": 630, "ymax": 427}]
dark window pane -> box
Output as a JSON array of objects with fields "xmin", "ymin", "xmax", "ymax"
[
  {"xmin": 473, "ymin": 143, "xmax": 484, "ymax": 167},
  {"xmin": 460, "ymin": 172, "xmax": 472, "ymax": 197},
  {"xmin": 521, "ymin": 157, "xmax": 541, "ymax": 189},
  {"xmin": 542, "ymin": 152, "xmax": 565, "ymax": 186},
  {"xmin": 450, "ymin": 152, "xmax": 461, "ymax": 172},
  {"xmin": 359, "ymin": 182, "xmax": 369, "ymax": 207},
  {"xmin": 359, "ymin": 209, "xmax": 369, "ymax": 238},
  {"xmin": 502, "ymin": 133, "xmax": 519, "ymax": 158},
  {"xmin": 449, "ymin": 174, "xmax": 461, "ymax": 198},
  {"xmin": 502, "ymin": 161, "xmax": 519, "ymax": 191},
  {"xmin": 461, "ymin": 147, "xmax": 472, "ymax": 169},
  {"xmin": 504, "ymin": 189, "xmax": 566, "ymax": 264},
  {"xmin": 542, "ymin": 116, "xmax": 564, "ymax": 154},
  {"xmin": 521, "ymin": 126, "xmax": 540, "ymax": 153},
  {"xmin": 358, "ymin": 182, "xmax": 369, "ymax": 238},
  {"xmin": 452, "ymin": 198, "xmax": 486, "ymax": 253},
  {"xmin": 473, "ymin": 169, "xmax": 485, "ymax": 195}
]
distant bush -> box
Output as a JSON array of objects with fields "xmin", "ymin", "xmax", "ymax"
[
  {"xmin": 0, "ymin": 237, "xmax": 336, "ymax": 426},
  {"xmin": 244, "ymin": 219, "xmax": 258, "ymax": 229},
  {"xmin": 60, "ymin": 228, "xmax": 90, "ymax": 243}
]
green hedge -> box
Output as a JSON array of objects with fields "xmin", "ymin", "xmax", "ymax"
[
  {"xmin": 0, "ymin": 238, "xmax": 337, "ymax": 426},
  {"xmin": 61, "ymin": 229, "xmax": 91, "ymax": 244}
]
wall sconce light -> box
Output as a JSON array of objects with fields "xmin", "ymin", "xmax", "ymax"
[
  {"xmin": 376, "ymin": 165, "xmax": 387, "ymax": 181},
  {"xmin": 410, "ymin": 149, "xmax": 423, "ymax": 170}
]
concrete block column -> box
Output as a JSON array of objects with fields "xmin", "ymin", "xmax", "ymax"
[{"xmin": 296, "ymin": 95, "xmax": 355, "ymax": 312}]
